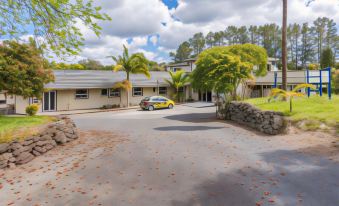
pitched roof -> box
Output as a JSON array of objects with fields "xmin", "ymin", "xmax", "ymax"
[{"xmin": 45, "ymin": 70, "xmax": 172, "ymax": 89}]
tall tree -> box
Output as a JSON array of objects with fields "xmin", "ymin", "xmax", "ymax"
[
  {"xmin": 189, "ymin": 33, "xmax": 206, "ymax": 57},
  {"xmin": 108, "ymin": 45, "xmax": 150, "ymax": 107},
  {"xmin": 214, "ymin": 31, "xmax": 224, "ymax": 46},
  {"xmin": 237, "ymin": 26, "xmax": 250, "ymax": 44},
  {"xmin": 282, "ymin": 0, "xmax": 288, "ymax": 90},
  {"xmin": 288, "ymin": 23, "xmax": 301, "ymax": 70},
  {"xmin": 249, "ymin": 26, "xmax": 260, "ymax": 45},
  {"xmin": 205, "ymin": 32, "xmax": 215, "ymax": 48},
  {"xmin": 0, "ymin": 0, "xmax": 111, "ymax": 56},
  {"xmin": 312, "ymin": 17, "xmax": 327, "ymax": 64},
  {"xmin": 0, "ymin": 40, "xmax": 54, "ymax": 99},
  {"xmin": 224, "ymin": 26, "xmax": 238, "ymax": 45},
  {"xmin": 300, "ymin": 23, "xmax": 315, "ymax": 69},
  {"xmin": 320, "ymin": 47, "xmax": 335, "ymax": 69},
  {"xmin": 170, "ymin": 41, "xmax": 192, "ymax": 62}
]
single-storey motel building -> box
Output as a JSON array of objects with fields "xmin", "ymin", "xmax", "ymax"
[
  {"xmin": 0, "ymin": 58, "xmax": 329, "ymax": 114},
  {"xmin": 10, "ymin": 70, "xmax": 197, "ymax": 114}
]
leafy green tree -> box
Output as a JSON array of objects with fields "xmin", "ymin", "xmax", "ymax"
[
  {"xmin": 164, "ymin": 70, "xmax": 190, "ymax": 102},
  {"xmin": 192, "ymin": 44, "xmax": 267, "ymax": 101},
  {"xmin": 0, "ymin": 0, "xmax": 111, "ymax": 56},
  {"xmin": 0, "ymin": 40, "xmax": 54, "ymax": 99},
  {"xmin": 108, "ymin": 45, "xmax": 150, "ymax": 107},
  {"xmin": 320, "ymin": 47, "xmax": 335, "ymax": 69},
  {"xmin": 78, "ymin": 59, "xmax": 104, "ymax": 70}
]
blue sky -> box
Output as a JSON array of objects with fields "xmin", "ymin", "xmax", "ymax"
[{"xmin": 162, "ymin": 0, "xmax": 178, "ymax": 9}]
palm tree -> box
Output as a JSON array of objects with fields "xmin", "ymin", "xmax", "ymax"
[
  {"xmin": 282, "ymin": 0, "xmax": 288, "ymax": 91},
  {"xmin": 108, "ymin": 45, "xmax": 150, "ymax": 107},
  {"xmin": 269, "ymin": 83, "xmax": 315, "ymax": 112},
  {"xmin": 164, "ymin": 70, "xmax": 190, "ymax": 102}
]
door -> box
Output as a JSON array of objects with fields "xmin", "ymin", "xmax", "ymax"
[{"xmin": 43, "ymin": 91, "xmax": 56, "ymax": 111}]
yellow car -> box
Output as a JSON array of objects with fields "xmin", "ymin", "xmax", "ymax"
[{"xmin": 139, "ymin": 96, "xmax": 175, "ymax": 111}]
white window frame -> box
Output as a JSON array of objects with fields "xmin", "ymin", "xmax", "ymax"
[
  {"xmin": 132, "ymin": 87, "xmax": 143, "ymax": 96},
  {"xmin": 159, "ymin": 87, "xmax": 167, "ymax": 95},
  {"xmin": 75, "ymin": 89, "xmax": 89, "ymax": 99},
  {"xmin": 109, "ymin": 88, "xmax": 120, "ymax": 97},
  {"xmin": 30, "ymin": 97, "xmax": 39, "ymax": 104}
]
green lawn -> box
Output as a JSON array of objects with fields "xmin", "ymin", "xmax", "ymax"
[
  {"xmin": 0, "ymin": 116, "xmax": 55, "ymax": 143},
  {"xmin": 245, "ymin": 95, "xmax": 339, "ymax": 128}
]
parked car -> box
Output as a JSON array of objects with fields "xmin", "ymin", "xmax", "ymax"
[{"xmin": 139, "ymin": 96, "xmax": 175, "ymax": 111}]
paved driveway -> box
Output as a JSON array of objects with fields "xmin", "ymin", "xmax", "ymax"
[{"xmin": 1, "ymin": 105, "xmax": 338, "ymax": 206}]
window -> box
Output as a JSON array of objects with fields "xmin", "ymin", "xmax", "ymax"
[
  {"xmin": 159, "ymin": 87, "xmax": 167, "ymax": 95},
  {"xmin": 109, "ymin": 88, "xmax": 120, "ymax": 97},
  {"xmin": 30, "ymin": 97, "xmax": 39, "ymax": 104},
  {"xmin": 178, "ymin": 87, "xmax": 184, "ymax": 93},
  {"xmin": 75, "ymin": 89, "xmax": 89, "ymax": 99},
  {"xmin": 101, "ymin": 89, "xmax": 108, "ymax": 96},
  {"xmin": 132, "ymin": 87, "xmax": 143, "ymax": 96}
]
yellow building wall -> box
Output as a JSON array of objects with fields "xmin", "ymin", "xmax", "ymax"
[{"xmin": 56, "ymin": 89, "xmax": 121, "ymax": 111}]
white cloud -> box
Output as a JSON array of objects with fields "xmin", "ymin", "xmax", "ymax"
[{"xmin": 53, "ymin": 0, "xmax": 338, "ymax": 64}]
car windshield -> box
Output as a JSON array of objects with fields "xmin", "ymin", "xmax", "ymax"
[{"xmin": 142, "ymin": 97, "xmax": 150, "ymax": 101}]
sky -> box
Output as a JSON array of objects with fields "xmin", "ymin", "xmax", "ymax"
[{"xmin": 31, "ymin": 0, "xmax": 339, "ymax": 64}]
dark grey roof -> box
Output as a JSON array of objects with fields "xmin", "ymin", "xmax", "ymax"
[{"xmin": 45, "ymin": 70, "xmax": 172, "ymax": 89}]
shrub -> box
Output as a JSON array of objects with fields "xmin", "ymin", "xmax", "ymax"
[{"xmin": 25, "ymin": 104, "xmax": 39, "ymax": 116}]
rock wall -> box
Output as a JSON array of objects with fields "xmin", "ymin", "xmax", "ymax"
[
  {"xmin": 217, "ymin": 101, "xmax": 287, "ymax": 135},
  {"xmin": 0, "ymin": 117, "xmax": 78, "ymax": 170}
]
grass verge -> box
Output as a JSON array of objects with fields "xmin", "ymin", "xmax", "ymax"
[
  {"xmin": 0, "ymin": 116, "xmax": 56, "ymax": 144},
  {"xmin": 245, "ymin": 95, "xmax": 339, "ymax": 131}
]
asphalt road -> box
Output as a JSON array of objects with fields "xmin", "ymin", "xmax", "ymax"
[{"xmin": 1, "ymin": 103, "xmax": 338, "ymax": 206}]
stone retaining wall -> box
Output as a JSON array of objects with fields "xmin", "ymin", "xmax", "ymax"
[
  {"xmin": 0, "ymin": 117, "xmax": 78, "ymax": 169},
  {"xmin": 217, "ymin": 101, "xmax": 287, "ymax": 135}
]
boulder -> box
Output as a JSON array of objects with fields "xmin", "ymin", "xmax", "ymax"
[
  {"xmin": 0, "ymin": 143, "xmax": 9, "ymax": 153},
  {"xmin": 15, "ymin": 152, "xmax": 35, "ymax": 164},
  {"xmin": 34, "ymin": 146, "xmax": 47, "ymax": 154},
  {"xmin": 53, "ymin": 131, "xmax": 67, "ymax": 144},
  {"xmin": 32, "ymin": 150, "xmax": 41, "ymax": 156}
]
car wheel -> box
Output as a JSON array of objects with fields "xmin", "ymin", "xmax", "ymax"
[
  {"xmin": 168, "ymin": 104, "xmax": 174, "ymax": 109},
  {"xmin": 148, "ymin": 105, "xmax": 154, "ymax": 111}
]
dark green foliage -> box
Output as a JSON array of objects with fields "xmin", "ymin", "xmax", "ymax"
[
  {"xmin": 0, "ymin": 40, "xmax": 54, "ymax": 99},
  {"xmin": 320, "ymin": 48, "xmax": 335, "ymax": 69},
  {"xmin": 78, "ymin": 59, "xmax": 104, "ymax": 70},
  {"xmin": 173, "ymin": 17, "xmax": 337, "ymax": 70}
]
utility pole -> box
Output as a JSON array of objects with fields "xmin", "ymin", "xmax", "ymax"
[{"xmin": 282, "ymin": 0, "xmax": 288, "ymax": 90}]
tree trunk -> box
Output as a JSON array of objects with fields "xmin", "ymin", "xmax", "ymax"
[
  {"xmin": 290, "ymin": 97, "xmax": 292, "ymax": 112},
  {"xmin": 127, "ymin": 72, "xmax": 130, "ymax": 108},
  {"xmin": 282, "ymin": 0, "xmax": 288, "ymax": 91}
]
